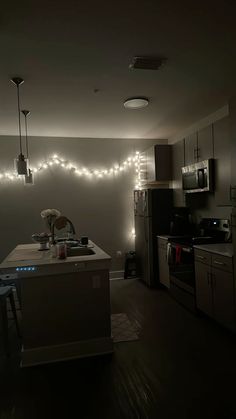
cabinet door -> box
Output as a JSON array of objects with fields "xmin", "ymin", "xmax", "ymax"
[
  {"xmin": 185, "ymin": 133, "xmax": 197, "ymax": 165},
  {"xmin": 212, "ymin": 267, "xmax": 235, "ymax": 331},
  {"xmin": 229, "ymin": 98, "xmax": 236, "ymax": 187},
  {"xmin": 195, "ymin": 261, "xmax": 213, "ymax": 317},
  {"xmin": 213, "ymin": 116, "xmax": 231, "ymax": 206},
  {"xmin": 158, "ymin": 244, "xmax": 170, "ymax": 288},
  {"xmin": 197, "ymin": 125, "xmax": 213, "ymax": 162},
  {"xmin": 172, "ymin": 139, "xmax": 186, "ymax": 207},
  {"xmin": 145, "ymin": 146, "xmax": 155, "ymax": 183}
]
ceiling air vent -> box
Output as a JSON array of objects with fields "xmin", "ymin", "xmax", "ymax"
[{"xmin": 129, "ymin": 56, "xmax": 166, "ymax": 70}]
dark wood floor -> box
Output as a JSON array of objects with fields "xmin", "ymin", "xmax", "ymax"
[{"xmin": 1, "ymin": 279, "xmax": 236, "ymax": 419}]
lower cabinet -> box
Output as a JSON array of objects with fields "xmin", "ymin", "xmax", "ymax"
[
  {"xmin": 157, "ymin": 237, "xmax": 170, "ymax": 288},
  {"xmin": 195, "ymin": 249, "xmax": 235, "ymax": 331}
]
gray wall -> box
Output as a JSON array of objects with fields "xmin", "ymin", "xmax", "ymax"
[
  {"xmin": 0, "ymin": 136, "xmax": 163, "ymax": 271},
  {"xmin": 185, "ymin": 193, "xmax": 231, "ymax": 225}
]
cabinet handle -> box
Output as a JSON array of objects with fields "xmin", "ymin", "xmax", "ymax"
[
  {"xmin": 196, "ymin": 255, "xmax": 205, "ymax": 260},
  {"xmin": 207, "ymin": 272, "xmax": 210, "ymax": 285},
  {"xmin": 231, "ymin": 213, "xmax": 236, "ymax": 227},
  {"xmin": 211, "ymin": 273, "xmax": 216, "ymax": 288},
  {"xmin": 230, "ymin": 185, "xmax": 236, "ymax": 201},
  {"xmin": 213, "ymin": 260, "xmax": 225, "ymax": 266}
]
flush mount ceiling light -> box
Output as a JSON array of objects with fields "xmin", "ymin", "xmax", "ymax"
[
  {"xmin": 124, "ymin": 97, "xmax": 149, "ymax": 109},
  {"xmin": 129, "ymin": 56, "xmax": 166, "ymax": 70},
  {"xmin": 11, "ymin": 77, "xmax": 28, "ymax": 175}
]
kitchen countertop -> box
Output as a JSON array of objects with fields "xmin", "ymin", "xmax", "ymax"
[
  {"xmin": 0, "ymin": 240, "xmax": 111, "ymax": 270},
  {"xmin": 193, "ymin": 243, "xmax": 234, "ymax": 258}
]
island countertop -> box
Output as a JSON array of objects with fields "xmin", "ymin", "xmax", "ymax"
[{"xmin": 0, "ymin": 240, "xmax": 111, "ymax": 275}]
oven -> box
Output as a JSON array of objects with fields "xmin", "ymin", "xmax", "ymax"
[{"xmin": 167, "ymin": 241, "xmax": 196, "ymax": 311}]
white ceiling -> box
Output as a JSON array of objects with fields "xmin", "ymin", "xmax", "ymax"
[{"xmin": 1, "ymin": 0, "xmax": 236, "ymax": 140}]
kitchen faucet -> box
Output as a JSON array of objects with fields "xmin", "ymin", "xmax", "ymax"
[{"xmin": 51, "ymin": 216, "xmax": 76, "ymax": 244}]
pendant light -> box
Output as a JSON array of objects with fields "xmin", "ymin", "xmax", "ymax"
[
  {"xmin": 11, "ymin": 77, "xmax": 28, "ymax": 175},
  {"xmin": 22, "ymin": 110, "xmax": 34, "ymax": 185}
]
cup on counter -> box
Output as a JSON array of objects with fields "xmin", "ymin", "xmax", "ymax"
[
  {"xmin": 80, "ymin": 236, "xmax": 88, "ymax": 246},
  {"xmin": 56, "ymin": 242, "xmax": 67, "ymax": 259}
]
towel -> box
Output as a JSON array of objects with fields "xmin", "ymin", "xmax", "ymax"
[{"xmin": 175, "ymin": 245, "xmax": 182, "ymax": 264}]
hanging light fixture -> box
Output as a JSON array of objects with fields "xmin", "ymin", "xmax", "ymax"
[
  {"xmin": 11, "ymin": 77, "xmax": 28, "ymax": 175},
  {"xmin": 22, "ymin": 110, "xmax": 34, "ymax": 185}
]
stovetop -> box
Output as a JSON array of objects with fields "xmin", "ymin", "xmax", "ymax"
[{"xmin": 169, "ymin": 235, "xmax": 227, "ymax": 246}]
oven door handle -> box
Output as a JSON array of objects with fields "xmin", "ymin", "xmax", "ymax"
[{"xmin": 182, "ymin": 246, "xmax": 192, "ymax": 253}]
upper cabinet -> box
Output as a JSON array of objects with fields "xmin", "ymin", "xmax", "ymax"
[
  {"xmin": 184, "ymin": 126, "xmax": 213, "ymax": 166},
  {"xmin": 184, "ymin": 133, "xmax": 197, "ymax": 165},
  {"xmin": 213, "ymin": 116, "xmax": 231, "ymax": 206},
  {"xmin": 197, "ymin": 125, "xmax": 214, "ymax": 162},
  {"xmin": 142, "ymin": 144, "xmax": 172, "ymax": 184}
]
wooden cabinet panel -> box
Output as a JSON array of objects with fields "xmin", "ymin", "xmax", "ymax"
[
  {"xmin": 185, "ymin": 133, "xmax": 197, "ymax": 165},
  {"xmin": 184, "ymin": 125, "xmax": 213, "ymax": 165},
  {"xmin": 229, "ymin": 98, "xmax": 236, "ymax": 187},
  {"xmin": 194, "ymin": 249, "xmax": 211, "ymax": 265},
  {"xmin": 195, "ymin": 249, "xmax": 235, "ymax": 331},
  {"xmin": 195, "ymin": 261, "xmax": 213, "ymax": 317},
  {"xmin": 212, "ymin": 267, "xmax": 235, "ymax": 330},
  {"xmin": 213, "ymin": 116, "xmax": 231, "ymax": 206},
  {"xmin": 197, "ymin": 125, "xmax": 213, "ymax": 162},
  {"xmin": 211, "ymin": 254, "xmax": 233, "ymax": 273},
  {"xmin": 172, "ymin": 139, "xmax": 185, "ymax": 207},
  {"xmin": 143, "ymin": 145, "xmax": 172, "ymax": 184}
]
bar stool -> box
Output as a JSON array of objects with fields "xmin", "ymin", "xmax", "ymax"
[{"xmin": 0, "ymin": 286, "xmax": 20, "ymax": 356}]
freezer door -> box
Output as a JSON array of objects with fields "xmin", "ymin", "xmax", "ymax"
[
  {"xmin": 134, "ymin": 190, "xmax": 148, "ymax": 217},
  {"xmin": 135, "ymin": 215, "xmax": 153, "ymax": 287}
]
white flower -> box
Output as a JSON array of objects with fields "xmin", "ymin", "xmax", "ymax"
[
  {"xmin": 40, "ymin": 208, "xmax": 61, "ymax": 232},
  {"xmin": 40, "ymin": 209, "xmax": 61, "ymax": 219}
]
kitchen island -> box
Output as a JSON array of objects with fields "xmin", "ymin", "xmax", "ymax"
[{"xmin": 0, "ymin": 241, "xmax": 113, "ymax": 367}]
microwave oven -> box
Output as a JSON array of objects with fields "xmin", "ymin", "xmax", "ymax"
[{"xmin": 182, "ymin": 159, "xmax": 214, "ymax": 193}]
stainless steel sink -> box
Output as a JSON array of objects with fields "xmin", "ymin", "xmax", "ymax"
[{"xmin": 67, "ymin": 247, "xmax": 95, "ymax": 257}]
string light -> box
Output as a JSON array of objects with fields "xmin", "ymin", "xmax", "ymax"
[{"xmin": 0, "ymin": 152, "xmax": 143, "ymax": 189}]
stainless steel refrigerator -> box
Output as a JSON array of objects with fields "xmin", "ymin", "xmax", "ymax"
[{"xmin": 134, "ymin": 189, "xmax": 173, "ymax": 287}]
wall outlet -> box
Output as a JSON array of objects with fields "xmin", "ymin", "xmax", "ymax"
[{"xmin": 116, "ymin": 250, "xmax": 122, "ymax": 258}]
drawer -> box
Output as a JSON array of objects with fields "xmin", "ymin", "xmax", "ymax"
[
  {"xmin": 194, "ymin": 249, "xmax": 211, "ymax": 265},
  {"xmin": 211, "ymin": 254, "xmax": 233, "ymax": 273}
]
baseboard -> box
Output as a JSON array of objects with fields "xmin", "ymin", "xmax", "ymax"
[{"xmin": 109, "ymin": 270, "xmax": 124, "ymax": 280}]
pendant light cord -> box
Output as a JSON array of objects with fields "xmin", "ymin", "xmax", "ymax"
[
  {"xmin": 25, "ymin": 114, "xmax": 29, "ymax": 158},
  {"xmin": 16, "ymin": 84, "xmax": 22, "ymax": 155}
]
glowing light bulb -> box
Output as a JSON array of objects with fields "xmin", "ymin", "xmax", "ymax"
[
  {"xmin": 43, "ymin": 164, "xmax": 48, "ymax": 169},
  {"xmin": 53, "ymin": 154, "xmax": 58, "ymax": 159},
  {"xmin": 49, "ymin": 162, "xmax": 53, "ymax": 166}
]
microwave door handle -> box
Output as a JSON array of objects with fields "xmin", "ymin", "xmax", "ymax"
[{"xmin": 198, "ymin": 169, "xmax": 205, "ymax": 189}]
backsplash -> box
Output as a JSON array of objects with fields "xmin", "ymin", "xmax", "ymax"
[{"xmin": 185, "ymin": 192, "xmax": 232, "ymax": 225}]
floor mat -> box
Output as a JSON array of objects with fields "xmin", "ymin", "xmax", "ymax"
[{"xmin": 111, "ymin": 313, "xmax": 139, "ymax": 343}]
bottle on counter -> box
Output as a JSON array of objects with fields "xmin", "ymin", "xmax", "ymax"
[{"xmin": 50, "ymin": 243, "xmax": 57, "ymax": 258}]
